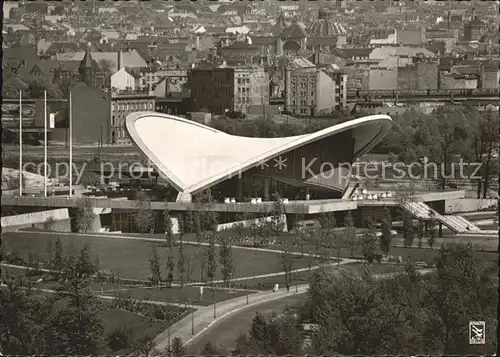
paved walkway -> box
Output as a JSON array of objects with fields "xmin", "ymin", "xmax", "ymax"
[
  {"xmin": 152, "ymin": 258, "xmax": 357, "ymax": 352},
  {"xmin": 153, "ymin": 266, "xmax": 435, "ymax": 354},
  {"xmin": 0, "ymin": 283, "xmax": 205, "ymax": 310}
]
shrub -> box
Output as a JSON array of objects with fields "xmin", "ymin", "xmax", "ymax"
[{"xmin": 107, "ymin": 326, "xmax": 133, "ymax": 351}]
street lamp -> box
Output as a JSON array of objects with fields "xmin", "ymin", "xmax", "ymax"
[
  {"xmin": 213, "ymin": 286, "xmax": 217, "ymax": 318},
  {"xmin": 191, "ymin": 305, "xmax": 194, "ymax": 335}
]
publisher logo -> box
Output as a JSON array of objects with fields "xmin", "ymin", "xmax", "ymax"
[{"xmin": 469, "ymin": 321, "xmax": 486, "ymax": 344}]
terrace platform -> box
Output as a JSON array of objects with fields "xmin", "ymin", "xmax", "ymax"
[{"xmin": 1, "ymin": 190, "xmax": 466, "ymax": 215}]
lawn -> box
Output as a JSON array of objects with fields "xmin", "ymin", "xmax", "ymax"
[
  {"xmin": 2, "ymin": 231, "xmax": 310, "ymax": 281},
  {"xmin": 26, "ymin": 291, "xmax": 189, "ymax": 355},
  {"xmin": 102, "ymin": 307, "xmax": 174, "ymax": 353},
  {"xmin": 248, "ymin": 237, "xmax": 498, "ymax": 265},
  {"xmin": 232, "ymin": 262, "xmax": 407, "ymax": 291},
  {"xmin": 101, "ymin": 285, "xmax": 255, "ymax": 306}
]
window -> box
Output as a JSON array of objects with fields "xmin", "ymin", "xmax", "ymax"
[{"xmin": 311, "ymin": 91, "xmax": 314, "ymax": 97}]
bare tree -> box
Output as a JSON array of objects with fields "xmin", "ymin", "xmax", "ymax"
[
  {"xmin": 281, "ymin": 246, "xmax": 294, "ymax": 289},
  {"xmin": 219, "ymin": 236, "xmax": 234, "ymax": 287},
  {"xmin": 344, "ymin": 210, "xmax": 357, "ymax": 257},
  {"xmin": 207, "ymin": 232, "xmax": 218, "ymax": 287},
  {"xmin": 133, "ymin": 334, "xmax": 158, "ymax": 356},
  {"xmin": 165, "ymin": 254, "xmax": 175, "ymax": 288},
  {"xmin": 177, "ymin": 239, "xmax": 187, "ymax": 287},
  {"xmin": 149, "ymin": 247, "xmax": 162, "ymax": 288}
]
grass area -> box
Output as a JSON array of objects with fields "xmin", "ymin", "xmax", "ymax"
[
  {"xmin": 233, "ymin": 262, "xmax": 407, "ymax": 290},
  {"xmin": 250, "ymin": 238, "xmax": 498, "ymax": 265},
  {"xmin": 102, "ymin": 307, "xmax": 173, "ymax": 353},
  {"xmin": 2, "ymin": 231, "xmax": 310, "ymax": 281},
  {"xmin": 101, "ymin": 285, "xmax": 254, "ymax": 306},
  {"xmin": 25, "ymin": 291, "xmax": 189, "ymax": 355}
]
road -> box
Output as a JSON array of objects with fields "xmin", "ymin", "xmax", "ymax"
[
  {"xmin": 185, "ymin": 293, "xmax": 307, "ymax": 354},
  {"xmin": 182, "ymin": 268, "xmax": 434, "ymax": 354}
]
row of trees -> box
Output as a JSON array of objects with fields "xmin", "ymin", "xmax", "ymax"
[
  {"xmin": 148, "ymin": 233, "xmax": 235, "ymax": 289},
  {"xmin": 220, "ymin": 243, "xmax": 497, "ymax": 355},
  {"xmin": 377, "ymin": 105, "xmax": 499, "ymax": 196}
]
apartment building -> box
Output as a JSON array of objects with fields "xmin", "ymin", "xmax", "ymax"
[
  {"xmin": 189, "ymin": 64, "xmax": 269, "ymax": 115},
  {"xmin": 284, "ymin": 66, "xmax": 347, "ymax": 115},
  {"xmin": 233, "ymin": 65, "xmax": 269, "ymax": 114},
  {"xmin": 110, "ymin": 93, "xmax": 155, "ymax": 145}
]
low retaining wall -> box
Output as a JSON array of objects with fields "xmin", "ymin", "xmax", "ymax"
[
  {"xmin": 216, "ymin": 214, "xmax": 288, "ymax": 232},
  {"xmin": 445, "ymin": 198, "xmax": 497, "ymax": 213},
  {"xmin": 1, "ymin": 209, "xmax": 71, "ymax": 232}
]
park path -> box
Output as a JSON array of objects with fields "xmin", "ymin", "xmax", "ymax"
[
  {"xmin": 153, "ymin": 266, "xmax": 435, "ymax": 354},
  {"xmin": 0, "ymin": 282, "xmax": 206, "ymax": 310},
  {"xmin": 151, "ymin": 258, "xmax": 358, "ymax": 352},
  {"xmin": 1, "ymin": 260, "xmax": 341, "ymax": 287}
]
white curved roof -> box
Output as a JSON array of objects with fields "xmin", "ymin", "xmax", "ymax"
[{"xmin": 126, "ymin": 112, "xmax": 392, "ymax": 196}]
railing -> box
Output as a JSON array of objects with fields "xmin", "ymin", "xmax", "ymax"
[
  {"xmin": 347, "ymin": 88, "xmax": 499, "ymax": 99},
  {"xmin": 400, "ymin": 201, "xmax": 483, "ymax": 234}
]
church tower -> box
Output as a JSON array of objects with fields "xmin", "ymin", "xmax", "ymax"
[{"xmin": 78, "ymin": 47, "xmax": 100, "ymax": 86}]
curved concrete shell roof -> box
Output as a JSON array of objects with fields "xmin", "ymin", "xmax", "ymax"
[{"xmin": 126, "ymin": 112, "xmax": 392, "ymax": 198}]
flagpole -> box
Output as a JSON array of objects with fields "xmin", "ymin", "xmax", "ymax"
[
  {"xmin": 19, "ymin": 90, "xmax": 23, "ymax": 196},
  {"xmin": 69, "ymin": 90, "xmax": 73, "ymax": 197},
  {"xmin": 44, "ymin": 90, "xmax": 47, "ymax": 197}
]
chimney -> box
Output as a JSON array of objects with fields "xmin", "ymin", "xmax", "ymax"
[
  {"xmin": 118, "ymin": 50, "xmax": 122, "ymax": 70},
  {"xmin": 314, "ymin": 46, "xmax": 320, "ymax": 65},
  {"xmin": 478, "ymin": 63, "xmax": 484, "ymax": 89}
]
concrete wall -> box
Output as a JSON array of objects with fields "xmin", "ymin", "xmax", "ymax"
[
  {"xmin": 416, "ymin": 62, "xmax": 438, "ymax": 89},
  {"xmin": 483, "ymin": 70, "xmax": 499, "ymax": 89},
  {"xmin": 216, "ymin": 213, "xmax": 288, "ymax": 232},
  {"xmin": 347, "ymin": 67, "xmax": 369, "ymax": 90},
  {"xmin": 70, "ymin": 83, "xmax": 111, "ymax": 144},
  {"xmin": 369, "ymin": 68, "xmax": 397, "ymax": 90},
  {"xmin": 1, "ymin": 208, "xmax": 71, "ymax": 232},
  {"xmin": 317, "ymin": 70, "xmax": 334, "ymax": 113},
  {"xmin": 397, "ymin": 66, "xmax": 419, "ymax": 90},
  {"xmin": 445, "ymin": 198, "xmax": 497, "ymax": 213},
  {"xmin": 111, "ymin": 68, "xmax": 137, "ymax": 92}
]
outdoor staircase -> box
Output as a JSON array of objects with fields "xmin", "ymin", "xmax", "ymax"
[
  {"xmin": 440, "ymin": 215, "xmax": 482, "ymax": 233},
  {"xmin": 401, "ymin": 201, "xmax": 483, "ymax": 234},
  {"xmin": 342, "ymin": 182, "xmax": 359, "ymax": 200}
]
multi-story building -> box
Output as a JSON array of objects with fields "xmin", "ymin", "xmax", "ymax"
[
  {"xmin": 189, "ymin": 64, "xmax": 269, "ymax": 115},
  {"xmin": 189, "ymin": 67, "xmax": 234, "ymax": 115},
  {"xmin": 463, "ymin": 17, "xmax": 485, "ymax": 42},
  {"xmin": 233, "ymin": 65, "xmax": 269, "ymax": 114},
  {"xmin": 284, "ymin": 66, "xmax": 347, "ymax": 115},
  {"xmin": 153, "ymin": 69, "xmax": 188, "ymax": 97},
  {"xmin": 110, "ymin": 93, "xmax": 155, "ymax": 145},
  {"xmin": 369, "ymin": 56, "xmax": 438, "ymax": 90}
]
